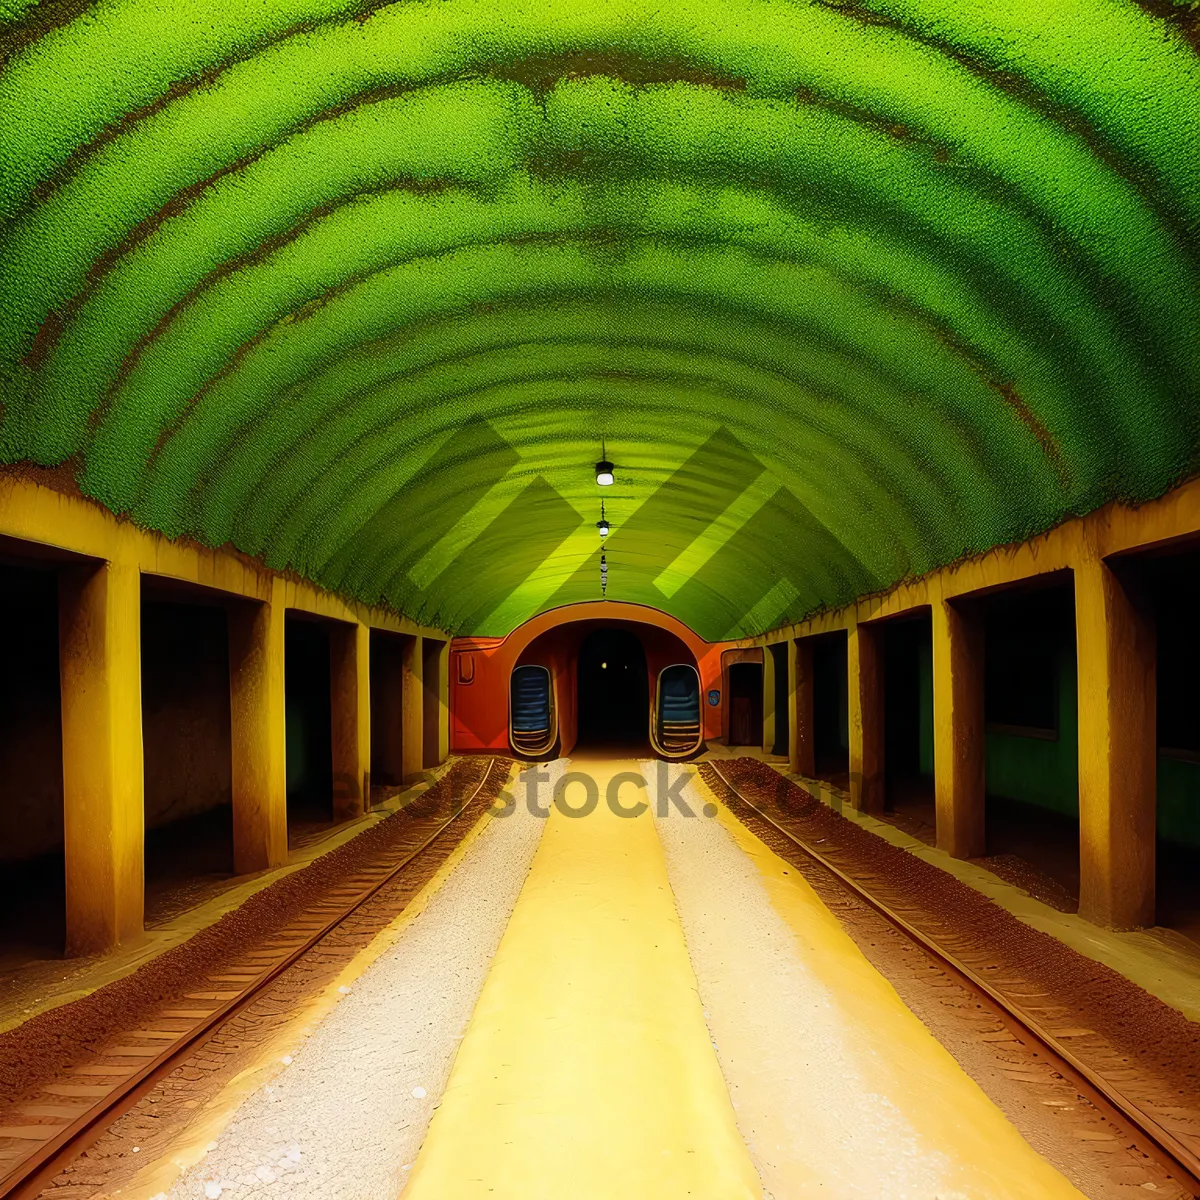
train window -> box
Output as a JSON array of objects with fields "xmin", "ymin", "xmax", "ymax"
[
  {"xmin": 654, "ymin": 664, "xmax": 702, "ymax": 759},
  {"xmin": 510, "ymin": 665, "xmax": 555, "ymax": 756}
]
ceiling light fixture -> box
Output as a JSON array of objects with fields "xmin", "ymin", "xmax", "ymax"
[
  {"xmin": 600, "ymin": 551, "xmax": 608, "ymax": 596},
  {"xmin": 596, "ymin": 499, "xmax": 610, "ymax": 539},
  {"xmin": 595, "ymin": 438, "xmax": 614, "ymax": 487}
]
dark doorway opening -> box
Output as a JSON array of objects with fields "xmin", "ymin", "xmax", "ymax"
[
  {"xmin": 286, "ymin": 615, "xmax": 333, "ymax": 839},
  {"xmin": 728, "ymin": 661, "xmax": 763, "ymax": 747},
  {"xmin": 1126, "ymin": 546, "xmax": 1200, "ymax": 943},
  {"xmin": 981, "ymin": 578, "xmax": 1080, "ymax": 909},
  {"xmin": 576, "ymin": 628, "xmax": 649, "ymax": 751},
  {"xmin": 370, "ymin": 630, "xmax": 408, "ymax": 796},
  {"xmin": 0, "ymin": 558, "xmax": 65, "ymax": 966},
  {"xmin": 422, "ymin": 638, "xmax": 444, "ymax": 769},
  {"xmin": 883, "ymin": 613, "xmax": 935, "ymax": 842},
  {"xmin": 769, "ymin": 643, "xmax": 789, "ymax": 758},
  {"xmin": 141, "ymin": 589, "xmax": 235, "ymax": 925},
  {"xmin": 812, "ymin": 632, "xmax": 849, "ymax": 786}
]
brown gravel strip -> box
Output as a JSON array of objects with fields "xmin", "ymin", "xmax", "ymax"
[
  {"xmin": 700, "ymin": 759, "xmax": 1200, "ymax": 1190},
  {"xmin": 0, "ymin": 758, "xmax": 497, "ymax": 1114},
  {"xmin": 972, "ymin": 852, "xmax": 1081, "ymax": 913}
]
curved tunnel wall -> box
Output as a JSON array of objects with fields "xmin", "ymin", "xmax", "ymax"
[{"xmin": 2, "ymin": 1, "xmax": 1198, "ymax": 644}]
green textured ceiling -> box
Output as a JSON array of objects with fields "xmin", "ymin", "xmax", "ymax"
[{"xmin": 1, "ymin": 1, "xmax": 1199, "ymax": 640}]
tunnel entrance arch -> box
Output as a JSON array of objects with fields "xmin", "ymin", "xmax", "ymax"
[
  {"xmin": 486, "ymin": 607, "xmax": 711, "ymax": 759},
  {"xmin": 452, "ymin": 602, "xmax": 714, "ymax": 758},
  {"xmin": 576, "ymin": 628, "xmax": 650, "ymax": 752}
]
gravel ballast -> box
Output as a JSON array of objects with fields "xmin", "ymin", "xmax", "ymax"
[{"xmin": 700, "ymin": 757, "xmax": 1200, "ymax": 1160}]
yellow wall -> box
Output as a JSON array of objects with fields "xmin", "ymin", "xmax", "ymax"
[
  {"xmin": 746, "ymin": 477, "xmax": 1200, "ymax": 930},
  {"xmin": 0, "ymin": 472, "xmax": 452, "ymax": 953}
]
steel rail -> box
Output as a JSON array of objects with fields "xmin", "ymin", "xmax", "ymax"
[
  {"xmin": 705, "ymin": 759, "xmax": 1200, "ymax": 1199},
  {"xmin": 0, "ymin": 756, "xmax": 506, "ymax": 1200}
]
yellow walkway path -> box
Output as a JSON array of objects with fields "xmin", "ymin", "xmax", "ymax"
[{"xmin": 401, "ymin": 759, "xmax": 762, "ymax": 1199}]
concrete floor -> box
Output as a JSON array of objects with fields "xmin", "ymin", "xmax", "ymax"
[
  {"xmin": 5, "ymin": 751, "xmax": 1196, "ymax": 1197},
  {"xmin": 654, "ymin": 763, "xmax": 1086, "ymax": 1200},
  {"xmin": 136, "ymin": 756, "xmax": 1094, "ymax": 1200}
]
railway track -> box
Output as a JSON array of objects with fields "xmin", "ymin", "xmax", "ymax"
[
  {"xmin": 704, "ymin": 759, "xmax": 1200, "ymax": 1200},
  {"xmin": 0, "ymin": 756, "xmax": 508, "ymax": 1200}
]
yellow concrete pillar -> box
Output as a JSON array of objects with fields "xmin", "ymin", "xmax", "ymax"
[
  {"xmin": 848, "ymin": 621, "xmax": 885, "ymax": 813},
  {"xmin": 58, "ymin": 552, "xmax": 144, "ymax": 955},
  {"xmin": 791, "ymin": 639, "xmax": 815, "ymax": 777},
  {"xmin": 401, "ymin": 634, "xmax": 424, "ymax": 782},
  {"xmin": 1075, "ymin": 553, "xmax": 1156, "ymax": 930},
  {"xmin": 762, "ymin": 643, "xmax": 777, "ymax": 754},
  {"xmin": 932, "ymin": 597, "xmax": 986, "ymax": 859},
  {"xmin": 330, "ymin": 621, "xmax": 370, "ymax": 821},
  {"xmin": 227, "ymin": 583, "xmax": 288, "ymax": 874}
]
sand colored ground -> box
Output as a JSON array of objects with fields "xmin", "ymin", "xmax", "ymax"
[{"xmin": 401, "ymin": 757, "xmax": 762, "ymax": 1199}]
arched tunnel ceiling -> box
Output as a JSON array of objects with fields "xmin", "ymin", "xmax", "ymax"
[{"xmin": 1, "ymin": 1, "xmax": 1199, "ymax": 641}]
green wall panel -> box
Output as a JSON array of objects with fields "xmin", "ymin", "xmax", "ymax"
[
  {"xmin": 984, "ymin": 644, "xmax": 1081, "ymax": 821},
  {"xmin": 1158, "ymin": 757, "xmax": 1200, "ymax": 851}
]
